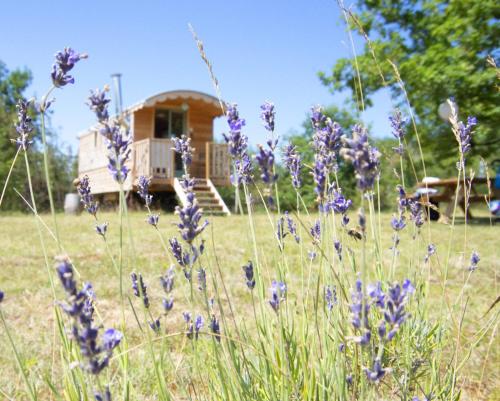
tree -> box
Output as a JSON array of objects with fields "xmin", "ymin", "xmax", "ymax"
[
  {"xmin": 0, "ymin": 60, "xmax": 75, "ymax": 211},
  {"xmin": 319, "ymin": 0, "xmax": 500, "ymax": 175}
]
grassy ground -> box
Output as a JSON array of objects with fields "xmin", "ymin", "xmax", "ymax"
[{"xmin": 0, "ymin": 208, "xmax": 498, "ymax": 400}]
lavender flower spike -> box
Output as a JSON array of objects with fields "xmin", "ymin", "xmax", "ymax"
[
  {"xmin": 269, "ymin": 281, "xmax": 287, "ymax": 312},
  {"xmin": 341, "ymin": 125, "xmax": 380, "ymax": 191},
  {"xmin": 283, "ymin": 143, "xmax": 302, "ymax": 189},
  {"xmin": 87, "ymin": 88, "xmax": 132, "ymax": 183},
  {"xmin": 174, "ymin": 192, "xmax": 209, "ymax": 244},
  {"xmin": 131, "ymin": 272, "xmax": 149, "ymax": 308},
  {"xmin": 137, "ymin": 175, "xmax": 153, "ymax": 207},
  {"xmin": 14, "ymin": 100, "xmax": 34, "ymax": 150},
  {"xmin": 255, "ymin": 143, "xmax": 278, "ymax": 184},
  {"xmin": 468, "ymin": 251, "xmax": 480, "ymax": 271},
  {"xmin": 242, "ymin": 261, "xmax": 256, "ymax": 289},
  {"xmin": 457, "ymin": 116, "xmax": 477, "ymax": 157},
  {"xmin": 51, "ymin": 47, "xmax": 87, "ymax": 87},
  {"xmin": 86, "ymin": 87, "xmax": 110, "ymax": 123},
  {"xmin": 260, "ymin": 101, "xmax": 275, "ymax": 132},
  {"xmin": 389, "ymin": 109, "xmax": 406, "ymax": 154},
  {"xmin": 172, "ymin": 135, "xmax": 194, "ymax": 170},
  {"xmin": 76, "ymin": 175, "xmax": 99, "ymax": 216},
  {"xmin": 56, "ymin": 258, "xmax": 121, "ymax": 375},
  {"xmin": 95, "ymin": 222, "xmax": 108, "ymax": 237},
  {"xmin": 223, "ymin": 103, "xmax": 248, "ymax": 159}
]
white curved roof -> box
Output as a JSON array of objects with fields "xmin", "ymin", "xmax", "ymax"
[{"xmin": 127, "ymin": 89, "xmax": 224, "ymax": 115}]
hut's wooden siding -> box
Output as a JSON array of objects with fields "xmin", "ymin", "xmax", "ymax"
[
  {"xmin": 78, "ymin": 130, "xmax": 133, "ymax": 194},
  {"xmin": 133, "ymin": 108, "xmax": 154, "ymax": 141}
]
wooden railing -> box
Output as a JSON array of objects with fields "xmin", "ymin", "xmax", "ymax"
[
  {"xmin": 133, "ymin": 138, "xmax": 175, "ymax": 180},
  {"xmin": 132, "ymin": 139, "xmax": 230, "ymax": 185},
  {"xmin": 206, "ymin": 143, "xmax": 231, "ymax": 186}
]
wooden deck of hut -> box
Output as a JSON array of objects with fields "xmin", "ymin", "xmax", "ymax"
[{"xmin": 77, "ymin": 90, "xmax": 231, "ymax": 215}]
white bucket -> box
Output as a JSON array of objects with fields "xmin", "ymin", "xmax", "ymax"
[{"xmin": 64, "ymin": 193, "xmax": 80, "ymax": 214}]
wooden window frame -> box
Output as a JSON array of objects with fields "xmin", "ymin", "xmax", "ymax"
[{"xmin": 153, "ymin": 106, "xmax": 188, "ymax": 139}]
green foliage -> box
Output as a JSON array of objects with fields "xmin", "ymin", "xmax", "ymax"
[
  {"xmin": 0, "ymin": 60, "xmax": 75, "ymax": 211},
  {"xmin": 319, "ymin": 0, "xmax": 500, "ymax": 175}
]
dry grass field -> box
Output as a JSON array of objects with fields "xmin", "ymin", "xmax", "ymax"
[{"xmin": 0, "ymin": 209, "xmax": 498, "ymax": 400}]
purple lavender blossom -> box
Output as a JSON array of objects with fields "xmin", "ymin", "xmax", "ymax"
[
  {"xmin": 174, "ymin": 192, "xmax": 209, "ymax": 244},
  {"xmin": 0, "ymin": 290, "xmax": 4, "ymax": 303},
  {"xmin": 86, "ymin": 87, "xmax": 110, "ymax": 123},
  {"xmin": 56, "ymin": 259, "xmax": 121, "ymax": 375},
  {"xmin": 146, "ymin": 213, "xmax": 159, "ymax": 227},
  {"xmin": 364, "ymin": 359, "xmax": 386, "ymax": 382},
  {"xmin": 260, "ymin": 101, "xmax": 275, "ymax": 132},
  {"xmin": 231, "ymin": 153, "xmax": 253, "ymax": 186},
  {"xmin": 87, "ymin": 88, "xmax": 131, "ymax": 183},
  {"xmin": 350, "ymin": 279, "xmax": 371, "ymax": 346},
  {"xmin": 169, "ymin": 238, "xmax": 188, "ymax": 267},
  {"xmin": 396, "ymin": 185, "xmax": 409, "ymax": 212},
  {"xmin": 308, "ymin": 250, "xmax": 317, "ymax": 261},
  {"xmin": 284, "ymin": 211, "xmax": 300, "ymax": 243},
  {"xmin": 197, "ymin": 268, "xmax": 206, "ymax": 291},
  {"xmin": 367, "ymin": 282, "xmax": 385, "ymax": 308},
  {"xmin": 378, "ymin": 280, "xmax": 414, "ymax": 342},
  {"xmin": 468, "ymin": 251, "xmax": 480, "ymax": 271},
  {"xmin": 242, "ymin": 261, "xmax": 256, "ymax": 289},
  {"xmin": 334, "ymin": 240, "xmax": 342, "ymax": 261},
  {"xmin": 172, "ymin": 135, "xmax": 194, "ymax": 170},
  {"xmin": 323, "ymin": 186, "xmax": 352, "ymax": 215},
  {"xmin": 209, "ymin": 315, "xmax": 221, "ymax": 342},
  {"xmin": 14, "ymin": 100, "xmax": 34, "ymax": 150},
  {"xmin": 408, "ymin": 197, "xmax": 424, "ymax": 228},
  {"xmin": 424, "ymin": 244, "xmax": 436, "ymax": 263},
  {"xmin": 325, "ymin": 285, "xmax": 337, "ymax": 311},
  {"xmin": 457, "ymin": 116, "xmax": 477, "ymax": 157},
  {"xmin": 391, "ymin": 215, "xmax": 406, "ymax": 231},
  {"xmin": 283, "ymin": 143, "xmax": 302, "ymax": 189},
  {"xmin": 102, "ymin": 329, "xmax": 123, "ymax": 351},
  {"xmin": 312, "ymin": 154, "xmax": 327, "ymax": 202},
  {"xmin": 224, "ymin": 104, "xmax": 247, "ymax": 158},
  {"xmin": 310, "ymin": 219, "xmax": 321, "ymax": 244},
  {"xmin": 51, "ymin": 48, "xmax": 87, "ymax": 87},
  {"xmin": 130, "ymin": 272, "xmax": 149, "ymax": 308},
  {"xmin": 184, "ymin": 313, "xmax": 204, "ymax": 340},
  {"xmin": 311, "ymin": 106, "xmax": 343, "ymax": 171},
  {"xmin": 77, "ymin": 175, "xmax": 99, "ymax": 216},
  {"xmin": 269, "ymin": 281, "xmax": 287, "ymax": 312},
  {"xmin": 95, "ymin": 222, "xmax": 108, "ymax": 237},
  {"xmin": 160, "ymin": 267, "xmax": 175, "ymax": 294},
  {"xmin": 341, "ymin": 125, "xmax": 380, "ymax": 191},
  {"xmin": 276, "ymin": 216, "xmax": 287, "ymax": 249},
  {"xmin": 94, "ymin": 386, "xmax": 112, "ymax": 401},
  {"xmin": 137, "ymin": 175, "xmax": 153, "ymax": 207},
  {"xmin": 255, "ymin": 143, "xmax": 278, "ymax": 184},
  {"xmin": 103, "ymin": 124, "xmax": 132, "ymax": 183},
  {"xmin": 223, "ymin": 104, "xmax": 253, "ymax": 185},
  {"xmin": 389, "ymin": 109, "xmax": 406, "ymax": 154},
  {"xmin": 149, "ymin": 319, "xmax": 161, "ymax": 333},
  {"xmin": 162, "ymin": 297, "xmax": 174, "ymax": 312}
]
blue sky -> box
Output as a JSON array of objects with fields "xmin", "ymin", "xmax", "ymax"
[{"xmin": 0, "ymin": 0, "xmax": 393, "ymax": 153}]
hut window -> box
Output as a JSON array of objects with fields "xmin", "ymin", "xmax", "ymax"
[{"xmin": 154, "ymin": 109, "xmax": 185, "ymax": 139}]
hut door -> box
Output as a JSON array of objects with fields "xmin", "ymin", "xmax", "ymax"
[
  {"xmin": 154, "ymin": 109, "xmax": 186, "ymax": 177},
  {"xmin": 170, "ymin": 111, "xmax": 184, "ymax": 176}
]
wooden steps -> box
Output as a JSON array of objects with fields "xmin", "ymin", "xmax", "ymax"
[{"xmin": 173, "ymin": 178, "xmax": 231, "ymax": 216}]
